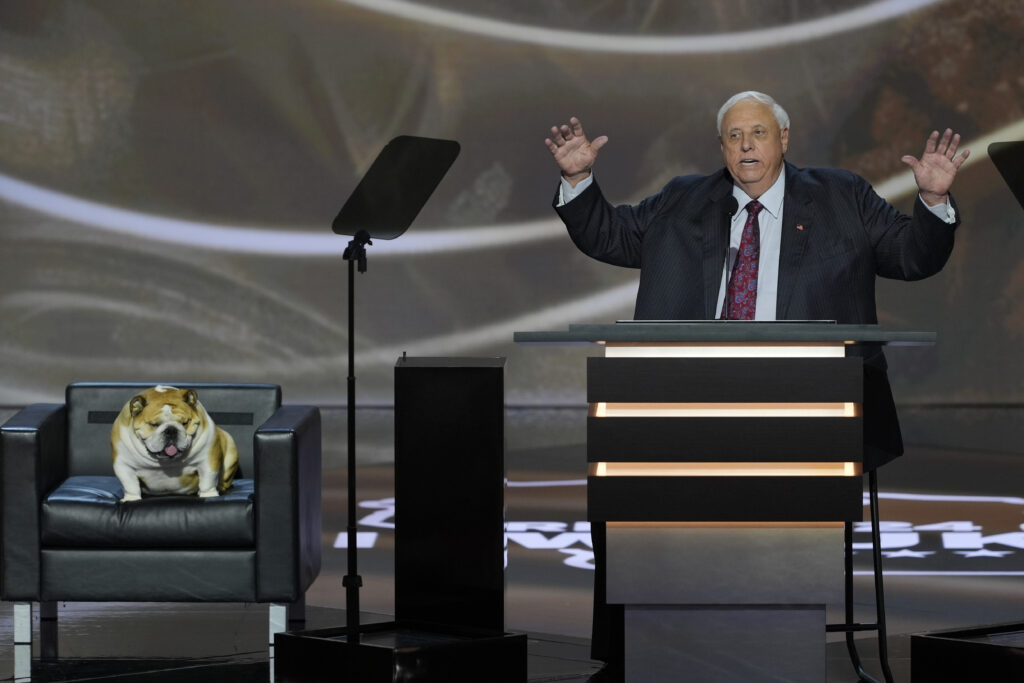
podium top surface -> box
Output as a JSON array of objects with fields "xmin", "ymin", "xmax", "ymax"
[{"xmin": 512, "ymin": 322, "xmax": 935, "ymax": 345}]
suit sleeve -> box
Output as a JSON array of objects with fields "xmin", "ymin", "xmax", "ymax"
[
  {"xmin": 553, "ymin": 178, "xmax": 674, "ymax": 269},
  {"xmin": 854, "ymin": 174, "xmax": 959, "ymax": 281}
]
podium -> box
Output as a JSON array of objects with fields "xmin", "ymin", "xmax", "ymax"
[{"xmin": 514, "ymin": 322, "xmax": 934, "ymax": 682}]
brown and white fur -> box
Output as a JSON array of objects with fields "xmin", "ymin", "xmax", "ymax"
[{"xmin": 110, "ymin": 385, "xmax": 239, "ymax": 501}]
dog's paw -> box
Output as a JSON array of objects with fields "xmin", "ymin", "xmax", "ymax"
[
  {"xmin": 198, "ymin": 489, "xmax": 220, "ymax": 498},
  {"xmin": 121, "ymin": 493, "xmax": 142, "ymax": 502}
]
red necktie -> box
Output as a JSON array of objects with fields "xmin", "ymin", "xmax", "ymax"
[{"xmin": 723, "ymin": 200, "xmax": 763, "ymax": 320}]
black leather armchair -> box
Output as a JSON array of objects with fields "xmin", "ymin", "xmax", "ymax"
[{"xmin": 0, "ymin": 382, "xmax": 321, "ymax": 661}]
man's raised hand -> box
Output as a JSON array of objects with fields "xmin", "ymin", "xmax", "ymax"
[
  {"xmin": 901, "ymin": 128, "xmax": 970, "ymax": 207},
  {"xmin": 544, "ymin": 117, "xmax": 608, "ymax": 187}
]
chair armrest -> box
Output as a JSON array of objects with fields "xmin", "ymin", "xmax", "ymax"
[
  {"xmin": 253, "ymin": 405, "xmax": 322, "ymax": 602},
  {"xmin": 1, "ymin": 404, "xmax": 68, "ymax": 600}
]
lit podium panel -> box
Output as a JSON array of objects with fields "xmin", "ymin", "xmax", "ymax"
[{"xmin": 514, "ymin": 322, "xmax": 934, "ymax": 682}]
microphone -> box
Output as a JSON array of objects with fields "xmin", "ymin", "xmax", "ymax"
[
  {"xmin": 726, "ymin": 246, "xmax": 738, "ymax": 272},
  {"xmin": 723, "ymin": 195, "xmax": 739, "ymax": 217},
  {"xmin": 718, "ymin": 195, "xmax": 739, "ymax": 319},
  {"xmin": 718, "ymin": 246, "xmax": 740, "ymax": 320}
]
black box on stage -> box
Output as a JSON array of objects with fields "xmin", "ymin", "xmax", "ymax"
[
  {"xmin": 394, "ymin": 357, "xmax": 507, "ymax": 630},
  {"xmin": 275, "ymin": 357, "xmax": 525, "ymax": 682},
  {"xmin": 911, "ymin": 622, "xmax": 1024, "ymax": 682}
]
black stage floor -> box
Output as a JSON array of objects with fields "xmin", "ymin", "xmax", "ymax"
[
  {"xmin": 0, "ymin": 603, "xmax": 925, "ymax": 682},
  {"xmin": 2, "ymin": 408, "xmax": 1023, "ymax": 681}
]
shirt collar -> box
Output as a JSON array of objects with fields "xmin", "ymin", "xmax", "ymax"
[{"xmin": 732, "ymin": 166, "xmax": 785, "ymax": 221}]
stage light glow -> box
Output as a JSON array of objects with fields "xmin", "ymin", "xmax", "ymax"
[
  {"xmin": 0, "ymin": 172, "xmax": 563, "ymax": 257},
  {"xmin": 337, "ymin": 0, "xmax": 945, "ymax": 54},
  {"xmin": 0, "ymin": 119, "xmax": 1015, "ymax": 258}
]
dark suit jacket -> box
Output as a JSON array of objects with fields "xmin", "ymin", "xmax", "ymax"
[{"xmin": 555, "ymin": 161, "xmax": 959, "ymax": 469}]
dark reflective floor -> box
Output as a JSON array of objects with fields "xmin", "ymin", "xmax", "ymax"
[{"xmin": 2, "ymin": 408, "xmax": 1023, "ymax": 681}]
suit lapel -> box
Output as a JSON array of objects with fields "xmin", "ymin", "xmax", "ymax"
[
  {"xmin": 702, "ymin": 172, "xmax": 734, "ymax": 318},
  {"xmin": 777, "ymin": 164, "xmax": 813, "ymax": 320}
]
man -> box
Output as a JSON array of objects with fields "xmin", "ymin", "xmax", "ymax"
[{"xmin": 544, "ymin": 91, "xmax": 969, "ymax": 681}]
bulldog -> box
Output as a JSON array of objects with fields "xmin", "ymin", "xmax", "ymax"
[{"xmin": 110, "ymin": 385, "xmax": 239, "ymax": 501}]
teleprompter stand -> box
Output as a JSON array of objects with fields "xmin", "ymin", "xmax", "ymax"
[{"xmin": 275, "ymin": 136, "xmax": 526, "ymax": 682}]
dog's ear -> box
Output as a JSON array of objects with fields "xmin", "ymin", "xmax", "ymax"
[
  {"xmin": 184, "ymin": 389, "xmax": 198, "ymax": 408},
  {"xmin": 129, "ymin": 395, "xmax": 147, "ymax": 417}
]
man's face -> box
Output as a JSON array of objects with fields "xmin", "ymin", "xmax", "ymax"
[{"xmin": 719, "ymin": 99, "xmax": 789, "ymax": 199}]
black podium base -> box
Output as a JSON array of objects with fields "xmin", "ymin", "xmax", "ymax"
[
  {"xmin": 274, "ymin": 620, "xmax": 528, "ymax": 683},
  {"xmin": 911, "ymin": 621, "xmax": 1024, "ymax": 682}
]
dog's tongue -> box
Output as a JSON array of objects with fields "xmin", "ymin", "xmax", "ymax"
[{"xmin": 163, "ymin": 445, "xmax": 178, "ymax": 457}]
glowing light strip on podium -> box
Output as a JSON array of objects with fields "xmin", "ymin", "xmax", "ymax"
[
  {"xmin": 590, "ymin": 400, "xmax": 860, "ymax": 478},
  {"xmin": 591, "ymin": 402, "xmax": 859, "ymax": 418},
  {"xmin": 589, "ymin": 337, "xmax": 864, "ymax": 526},
  {"xmin": 603, "ymin": 341, "xmax": 849, "ymax": 358},
  {"xmin": 590, "ymin": 461, "xmax": 861, "ymax": 477},
  {"xmin": 606, "ymin": 528, "xmax": 847, "ymax": 532}
]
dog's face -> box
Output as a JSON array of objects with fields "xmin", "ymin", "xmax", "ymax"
[{"xmin": 128, "ymin": 386, "xmax": 203, "ymax": 460}]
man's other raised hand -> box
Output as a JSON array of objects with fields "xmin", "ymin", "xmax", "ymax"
[
  {"xmin": 901, "ymin": 128, "xmax": 970, "ymax": 207},
  {"xmin": 545, "ymin": 117, "xmax": 608, "ymax": 187}
]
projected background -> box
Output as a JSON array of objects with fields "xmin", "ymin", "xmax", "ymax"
[{"xmin": 1, "ymin": 0, "xmax": 1023, "ymax": 410}]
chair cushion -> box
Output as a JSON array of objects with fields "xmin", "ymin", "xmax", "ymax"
[{"xmin": 41, "ymin": 476, "xmax": 255, "ymax": 548}]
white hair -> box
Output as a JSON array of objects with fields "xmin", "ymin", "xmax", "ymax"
[{"xmin": 716, "ymin": 91, "xmax": 790, "ymax": 134}]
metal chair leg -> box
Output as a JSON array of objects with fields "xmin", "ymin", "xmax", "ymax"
[
  {"xmin": 12, "ymin": 601, "xmax": 59, "ymax": 680},
  {"xmin": 14, "ymin": 602, "xmax": 32, "ymax": 682}
]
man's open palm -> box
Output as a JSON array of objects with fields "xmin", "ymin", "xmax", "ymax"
[
  {"xmin": 901, "ymin": 128, "xmax": 970, "ymax": 205},
  {"xmin": 545, "ymin": 117, "xmax": 608, "ymax": 186}
]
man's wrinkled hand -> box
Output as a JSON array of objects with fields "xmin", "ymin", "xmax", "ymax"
[
  {"xmin": 901, "ymin": 128, "xmax": 970, "ymax": 206},
  {"xmin": 544, "ymin": 116, "xmax": 608, "ymax": 187}
]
